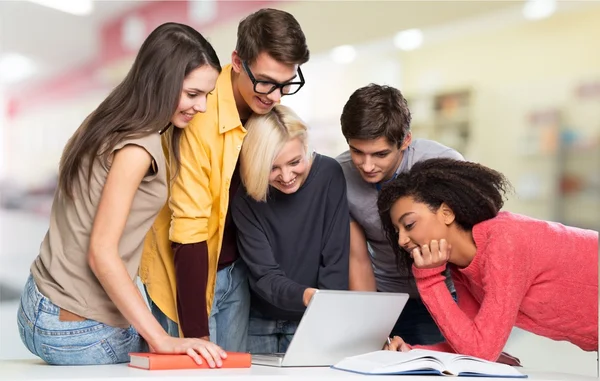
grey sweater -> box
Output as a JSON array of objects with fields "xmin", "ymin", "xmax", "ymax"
[{"xmin": 232, "ymin": 154, "xmax": 350, "ymax": 321}]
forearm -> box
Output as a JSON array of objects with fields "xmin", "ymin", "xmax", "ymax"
[
  {"xmin": 348, "ymin": 220, "xmax": 375, "ymax": 291},
  {"xmin": 173, "ymin": 242, "xmax": 210, "ymax": 338},
  {"xmin": 253, "ymin": 274, "xmax": 307, "ymax": 311},
  {"xmin": 349, "ymin": 259, "xmax": 376, "ymax": 291},
  {"xmin": 413, "ymin": 265, "xmax": 518, "ymax": 361},
  {"xmin": 89, "ymin": 250, "xmax": 166, "ymax": 348}
]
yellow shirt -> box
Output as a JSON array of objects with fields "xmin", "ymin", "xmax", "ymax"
[{"xmin": 139, "ymin": 65, "xmax": 246, "ymax": 324}]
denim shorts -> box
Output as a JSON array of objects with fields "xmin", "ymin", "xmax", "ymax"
[{"xmin": 18, "ymin": 274, "xmax": 146, "ymax": 365}]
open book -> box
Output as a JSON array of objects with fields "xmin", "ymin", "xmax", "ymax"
[{"xmin": 332, "ymin": 349, "xmax": 527, "ymax": 378}]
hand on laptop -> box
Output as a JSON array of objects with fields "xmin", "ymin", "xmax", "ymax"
[
  {"xmin": 303, "ymin": 288, "xmax": 317, "ymax": 306},
  {"xmin": 384, "ymin": 336, "xmax": 411, "ymax": 352}
]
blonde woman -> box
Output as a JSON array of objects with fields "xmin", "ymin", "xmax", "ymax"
[{"xmin": 232, "ymin": 105, "xmax": 350, "ymax": 354}]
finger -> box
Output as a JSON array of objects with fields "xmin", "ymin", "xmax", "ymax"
[
  {"xmin": 421, "ymin": 244, "xmax": 432, "ymax": 264},
  {"xmin": 197, "ymin": 346, "xmax": 216, "ymax": 368},
  {"xmin": 186, "ymin": 347, "xmax": 203, "ymax": 365},
  {"xmin": 400, "ymin": 342, "xmax": 411, "ymax": 352},
  {"xmin": 204, "ymin": 343, "xmax": 224, "ymax": 367},
  {"xmin": 430, "ymin": 240, "xmax": 439, "ymax": 262},
  {"xmin": 412, "ymin": 247, "xmax": 424, "ymax": 268},
  {"xmin": 439, "ymin": 239, "xmax": 449, "ymax": 262},
  {"xmin": 390, "ymin": 336, "xmax": 403, "ymax": 351}
]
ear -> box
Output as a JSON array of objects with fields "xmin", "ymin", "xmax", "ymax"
[
  {"xmin": 400, "ymin": 132, "xmax": 412, "ymax": 151},
  {"xmin": 231, "ymin": 51, "xmax": 242, "ymax": 73},
  {"xmin": 439, "ymin": 203, "xmax": 456, "ymax": 225}
]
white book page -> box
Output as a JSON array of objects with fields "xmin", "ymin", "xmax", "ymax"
[{"xmin": 334, "ymin": 350, "xmax": 444, "ymax": 374}]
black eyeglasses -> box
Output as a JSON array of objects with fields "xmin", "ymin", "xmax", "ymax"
[{"xmin": 242, "ymin": 61, "xmax": 305, "ymax": 96}]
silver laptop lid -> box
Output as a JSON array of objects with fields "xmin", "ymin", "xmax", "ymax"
[{"xmin": 278, "ymin": 290, "xmax": 408, "ymax": 367}]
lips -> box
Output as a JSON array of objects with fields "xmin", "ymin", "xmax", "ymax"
[
  {"xmin": 256, "ymin": 97, "xmax": 273, "ymax": 108},
  {"xmin": 279, "ymin": 177, "xmax": 296, "ymax": 187},
  {"xmin": 181, "ymin": 111, "xmax": 195, "ymax": 122}
]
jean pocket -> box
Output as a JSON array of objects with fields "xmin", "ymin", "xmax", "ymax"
[{"xmin": 41, "ymin": 339, "xmax": 117, "ymax": 365}]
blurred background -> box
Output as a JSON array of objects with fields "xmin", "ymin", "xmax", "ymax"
[{"xmin": 0, "ymin": 0, "xmax": 598, "ymax": 375}]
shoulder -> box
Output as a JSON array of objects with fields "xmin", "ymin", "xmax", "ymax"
[
  {"xmin": 112, "ymin": 133, "xmax": 162, "ymax": 162},
  {"xmin": 409, "ymin": 138, "xmax": 464, "ymax": 161},
  {"xmin": 472, "ymin": 212, "xmax": 530, "ymax": 252},
  {"xmin": 313, "ymin": 154, "xmax": 346, "ymax": 183},
  {"xmin": 335, "ymin": 150, "xmax": 363, "ymax": 181},
  {"xmin": 335, "ymin": 150, "xmax": 353, "ymax": 166}
]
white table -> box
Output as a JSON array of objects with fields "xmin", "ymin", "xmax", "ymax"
[{"xmin": 0, "ymin": 360, "xmax": 597, "ymax": 381}]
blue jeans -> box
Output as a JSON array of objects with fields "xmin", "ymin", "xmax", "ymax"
[
  {"xmin": 149, "ymin": 259, "xmax": 250, "ymax": 352},
  {"xmin": 247, "ymin": 307, "xmax": 299, "ymax": 354},
  {"xmin": 17, "ymin": 275, "xmax": 145, "ymax": 365},
  {"xmin": 390, "ymin": 293, "xmax": 457, "ymax": 345}
]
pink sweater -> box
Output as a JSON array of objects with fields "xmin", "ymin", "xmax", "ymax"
[{"xmin": 413, "ymin": 212, "xmax": 598, "ymax": 361}]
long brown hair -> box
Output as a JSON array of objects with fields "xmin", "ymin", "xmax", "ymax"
[{"xmin": 58, "ymin": 22, "xmax": 221, "ymax": 198}]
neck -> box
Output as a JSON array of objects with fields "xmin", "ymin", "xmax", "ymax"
[
  {"xmin": 231, "ymin": 70, "xmax": 252, "ymax": 120},
  {"xmin": 447, "ymin": 226, "xmax": 477, "ymax": 268},
  {"xmin": 382, "ymin": 150, "xmax": 405, "ymax": 182}
]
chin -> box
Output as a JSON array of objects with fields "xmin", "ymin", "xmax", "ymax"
[
  {"xmin": 274, "ymin": 185, "xmax": 300, "ymax": 195},
  {"xmin": 252, "ymin": 104, "xmax": 274, "ymax": 115},
  {"xmin": 360, "ymin": 174, "xmax": 384, "ymax": 184}
]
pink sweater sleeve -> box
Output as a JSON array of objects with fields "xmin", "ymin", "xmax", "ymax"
[
  {"xmin": 412, "ymin": 236, "xmax": 531, "ymax": 361},
  {"xmin": 412, "ymin": 274, "xmax": 482, "ymax": 353}
]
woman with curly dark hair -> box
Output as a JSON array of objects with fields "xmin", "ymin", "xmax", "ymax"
[{"xmin": 378, "ymin": 158, "xmax": 598, "ymax": 362}]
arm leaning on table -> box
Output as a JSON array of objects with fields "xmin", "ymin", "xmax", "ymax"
[{"xmin": 89, "ymin": 145, "xmax": 224, "ymax": 366}]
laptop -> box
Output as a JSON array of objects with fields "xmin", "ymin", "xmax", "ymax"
[{"xmin": 251, "ymin": 290, "xmax": 409, "ymax": 367}]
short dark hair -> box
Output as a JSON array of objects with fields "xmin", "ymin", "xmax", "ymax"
[
  {"xmin": 340, "ymin": 84, "xmax": 412, "ymax": 147},
  {"xmin": 236, "ymin": 8, "xmax": 309, "ymax": 65},
  {"xmin": 377, "ymin": 158, "xmax": 512, "ymax": 270}
]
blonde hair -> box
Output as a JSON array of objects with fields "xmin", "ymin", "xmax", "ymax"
[{"xmin": 240, "ymin": 104, "xmax": 309, "ymax": 202}]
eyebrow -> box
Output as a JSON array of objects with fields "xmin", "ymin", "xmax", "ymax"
[
  {"xmin": 397, "ymin": 212, "xmax": 414, "ymax": 224},
  {"xmin": 349, "ymin": 145, "xmax": 391, "ymax": 155},
  {"xmin": 272, "ymin": 155, "xmax": 302, "ymax": 168},
  {"xmin": 256, "ymin": 73, "xmax": 298, "ymax": 83}
]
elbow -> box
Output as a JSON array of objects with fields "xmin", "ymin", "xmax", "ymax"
[
  {"xmin": 87, "ymin": 248, "xmax": 100, "ymax": 275},
  {"xmin": 87, "ymin": 244, "xmax": 116, "ymax": 275}
]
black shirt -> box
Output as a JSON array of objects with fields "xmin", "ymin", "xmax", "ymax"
[{"xmin": 232, "ymin": 154, "xmax": 350, "ymax": 321}]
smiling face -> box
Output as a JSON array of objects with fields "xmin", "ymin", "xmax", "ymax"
[
  {"xmin": 268, "ymin": 137, "xmax": 310, "ymax": 195},
  {"xmin": 389, "ymin": 196, "xmax": 452, "ymax": 255},
  {"xmin": 171, "ymin": 65, "xmax": 220, "ymax": 128},
  {"xmin": 232, "ymin": 51, "xmax": 300, "ymax": 117},
  {"xmin": 348, "ymin": 135, "xmax": 411, "ymax": 184}
]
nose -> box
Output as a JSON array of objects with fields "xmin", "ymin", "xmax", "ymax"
[
  {"xmin": 362, "ymin": 156, "xmax": 375, "ymax": 172},
  {"xmin": 398, "ymin": 231, "xmax": 411, "ymax": 249},
  {"xmin": 267, "ymin": 88, "xmax": 282, "ymax": 103},
  {"xmin": 193, "ymin": 97, "xmax": 207, "ymax": 113},
  {"xmin": 280, "ymin": 166, "xmax": 293, "ymax": 182}
]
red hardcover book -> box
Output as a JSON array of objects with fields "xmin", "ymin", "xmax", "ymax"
[{"xmin": 128, "ymin": 352, "xmax": 251, "ymax": 370}]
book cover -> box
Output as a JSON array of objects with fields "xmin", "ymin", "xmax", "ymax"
[{"xmin": 128, "ymin": 351, "xmax": 252, "ymax": 370}]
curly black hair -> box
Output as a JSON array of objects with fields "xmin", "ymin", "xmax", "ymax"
[{"xmin": 377, "ymin": 158, "xmax": 512, "ymax": 270}]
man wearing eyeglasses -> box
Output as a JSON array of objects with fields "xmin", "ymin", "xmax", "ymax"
[{"xmin": 140, "ymin": 8, "xmax": 309, "ymax": 352}]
